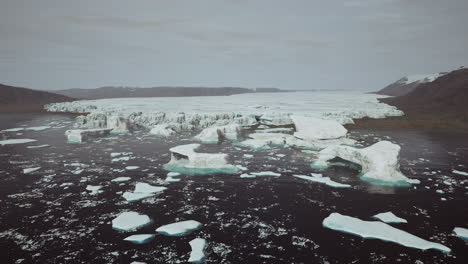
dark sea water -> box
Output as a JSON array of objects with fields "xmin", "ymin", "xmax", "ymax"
[{"xmin": 0, "ymin": 113, "xmax": 467, "ymax": 264}]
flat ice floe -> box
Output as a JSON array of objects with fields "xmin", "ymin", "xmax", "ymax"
[
  {"xmin": 165, "ymin": 172, "xmax": 181, "ymax": 182},
  {"xmin": 452, "ymin": 227, "xmax": 468, "ymax": 240},
  {"xmin": 188, "ymin": 238, "xmax": 207, "ymax": 263},
  {"xmin": 122, "ymin": 183, "xmax": 167, "ymax": 202},
  {"xmin": 293, "ymin": 174, "xmax": 350, "ymax": 188},
  {"xmin": 111, "ymin": 177, "xmax": 131, "ymax": 182},
  {"xmin": 164, "ymin": 143, "xmax": 238, "ymax": 174},
  {"xmin": 452, "ymin": 169, "xmax": 468, "ymax": 176},
  {"xmin": 65, "ymin": 128, "xmax": 112, "ymax": 143},
  {"xmin": 291, "ymin": 115, "xmax": 347, "ymax": 140},
  {"xmin": 195, "ymin": 124, "xmax": 241, "ymax": 143},
  {"xmin": 312, "ymin": 141, "xmax": 419, "ymax": 185},
  {"xmin": 250, "ymin": 171, "xmax": 281, "ymax": 177},
  {"xmin": 123, "ymin": 234, "xmax": 155, "ymax": 244},
  {"xmin": 323, "ymin": 213, "xmax": 450, "ymax": 252},
  {"xmin": 26, "ymin": 144, "xmax": 50, "ymax": 149},
  {"xmin": 156, "ymin": 220, "xmax": 203, "ymax": 236},
  {"xmin": 149, "ymin": 124, "xmax": 177, "ymax": 136},
  {"xmin": 23, "ymin": 167, "xmax": 41, "ymax": 174},
  {"xmin": 0, "ymin": 139, "xmax": 37, "ymax": 145},
  {"xmin": 86, "ymin": 185, "xmax": 103, "ymax": 195},
  {"xmin": 112, "ymin": 212, "xmax": 152, "ymax": 232},
  {"xmin": 25, "ymin": 126, "xmax": 51, "ymax": 131},
  {"xmin": 372, "ymin": 212, "xmax": 407, "ymax": 223}
]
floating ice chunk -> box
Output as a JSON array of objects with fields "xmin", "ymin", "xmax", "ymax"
[
  {"xmin": 167, "ymin": 172, "xmax": 181, "ymax": 177},
  {"xmin": 166, "ymin": 172, "xmax": 181, "ymax": 182},
  {"xmin": 150, "ymin": 124, "xmax": 177, "ymax": 137},
  {"xmin": 250, "ymin": 171, "xmax": 281, "ymax": 177},
  {"xmin": 237, "ymin": 139, "xmax": 271, "ymax": 150},
  {"xmin": 0, "ymin": 139, "xmax": 37, "ymax": 145},
  {"xmin": 188, "ymin": 238, "xmax": 207, "ymax": 263},
  {"xmin": 195, "ymin": 124, "xmax": 241, "ymax": 144},
  {"xmin": 257, "ymin": 125, "xmax": 269, "ymax": 129},
  {"xmin": 134, "ymin": 182, "xmax": 167, "ymax": 194},
  {"xmin": 124, "ymin": 234, "xmax": 155, "ymax": 244},
  {"xmin": 26, "ymin": 144, "xmax": 50, "ymax": 149},
  {"xmin": 111, "ymin": 152, "xmax": 133, "ymax": 157},
  {"xmin": 255, "ymin": 127, "xmax": 293, "ymax": 133},
  {"xmin": 107, "ymin": 115, "xmax": 132, "ymax": 133},
  {"xmin": 164, "ymin": 144, "xmax": 238, "ymax": 174},
  {"xmin": 65, "ymin": 128, "xmax": 112, "ymax": 143},
  {"xmin": 1, "ymin": 128, "xmax": 25, "ymax": 132},
  {"xmin": 453, "ymin": 227, "xmax": 468, "ymax": 240},
  {"xmin": 276, "ymin": 154, "xmax": 286, "ymax": 158},
  {"xmin": 323, "ymin": 213, "xmax": 450, "ymax": 252},
  {"xmin": 240, "ymin": 173, "xmax": 256, "ymax": 178},
  {"xmin": 125, "ymin": 166, "xmax": 140, "ymax": 170},
  {"xmin": 86, "ymin": 185, "xmax": 103, "ymax": 195},
  {"xmin": 156, "ymin": 220, "xmax": 203, "ymax": 236},
  {"xmin": 372, "ymin": 212, "xmax": 407, "ymax": 223},
  {"xmin": 259, "ymin": 112, "xmax": 292, "ymax": 125},
  {"xmin": 122, "ymin": 192, "xmax": 154, "ymax": 202},
  {"xmin": 111, "ymin": 177, "xmax": 131, "ymax": 182},
  {"xmin": 25, "ymin": 126, "xmax": 51, "ymax": 131},
  {"xmin": 112, "ymin": 212, "xmax": 152, "ymax": 232},
  {"xmin": 236, "ymin": 165, "xmax": 248, "ymax": 171},
  {"xmin": 452, "ymin": 170, "xmax": 468, "ymax": 176},
  {"xmin": 72, "ymin": 169, "xmax": 84, "ymax": 175},
  {"xmin": 291, "ymin": 115, "xmax": 347, "ymax": 140},
  {"xmin": 23, "ymin": 167, "xmax": 41, "ymax": 174},
  {"xmin": 243, "ymin": 154, "xmax": 254, "ymax": 158},
  {"xmin": 130, "ymin": 262, "xmax": 147, "ymax": 264},
  {"xmin": 313, "ymin": 141, "xmax": 418, "ymax": 185},
  {"xmin": 112, "ymin": 156, "xmax": 132, "ymax": 162},
  {"xmin": 293, "ymin": 174, "xmax": 350, "ymax": 188}
]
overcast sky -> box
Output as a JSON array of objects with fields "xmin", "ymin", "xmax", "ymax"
[{"xmin": 1, "ymin": 0, "xmax": 467, "ymax": 91}]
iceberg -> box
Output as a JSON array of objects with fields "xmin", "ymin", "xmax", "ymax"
[
  {"xmin": 291, "ymin": 115, "xmax": 348, "ymax": 140},
  {"xmin": 372, "ymin": 212, "xmax": 407, "ymax": 224},
  {"xmin": 156, "ymin": 220, "xmax": 203, "ymax": 236},
  {"xmin": 123, "ymin": 234, "xmax": 155, "ymax": 244},
  {"xmin": 65, "ymin": 128, "xmax": 112, "ymax": 143},
  {"xmin": 195, "ymin": 124, "xmax": 241, "ymax": 144},
  {"xmin": 149, "ymin": 124, "xmax": 177, "ymax": 137},
  {"xmin": 188, "ymin": 238, "xmax": 207, "ymax": 263},
  {"xmin": 0, "ymin": 139, "xmax": 37, "ymax": 145},
  {"xmin": 312, "ymin": 141, "xmax": 418, "ymax": 185},
  {"xmin": 107, "ymin": 115, "xmax": 132, "ymax": 133},
  {"xmin": 164, "ymin": 144, "xmax": 238, "ymax": 174},
  {"xmin": 111, "ymin": 177, "xmax": 131, "ymax": 182},
  {"xmin": 23, "ymin": 167, "xmax": 41, "ymax": 174},
  {"xmin": 112, "ymin": 212, "xmax": 152, "ymax": 232},
  {"xmin": 323, "ymin": 213, "xmax": 450, "ymax": 252},
  {"xmin": 453, "ymin": 227, "xmax": 468, "ymax": 240},
  {"xmin": 293, "ymin": 174, "xmax": 351, "ymax": 188}
]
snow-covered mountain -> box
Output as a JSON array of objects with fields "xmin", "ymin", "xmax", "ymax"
[{"xmin": 376, "ymin": 72, "xmax": 446, "ymax": 96}]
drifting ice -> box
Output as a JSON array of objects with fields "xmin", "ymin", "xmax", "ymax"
[
  {"xmin": 149, "ymin": 124, "xmax": 177, "ymax": 137},
  {"xmin": 0, "ymin": 139, "xmax": 37, "ymax": 145},
  {"xmin": 195, "ymin": 124, "xmax": 241, "ymax": 144},
  {"xmin": 452, "ymin": 170, "xmax": 468, "ymax": 176},
  {"xmin": 291, "ymin": 115, "xmax": 348, "ymax": 140},
  {"xmin": 156, "ymin": 220, "xmax": 203, "ymax": 236},
  {"xmin": 112, "ymin": 212, "xmax": 152, "ymax": 232},
  {"xmin": 453, "ymin": 227, "xmax": 468, "ymax": 240},
  {"xmin": 312, "ymin": 141, "xmax": 419, "ymax": 185},
  {"xmin": 122, "ymin": 183, "xmax": 167, "ymax": 202},
  {"xmin": 23, "ymin": 167, "xmax": 41, "ymax": 174},
  {"xmin": 293, "ymin": 174, "xmax": 350, "ymax": 188},
  {"xmin": 65, "ymin": 129, "xmax": 112, "ymax": 143},
  {"xmin": 323, "ymin": 213, "xmax": 450, "ymax": 252},
  {"xmin": 164, "ymin": 144, "xmax": 238, "ymax": 174},
  {"xmin": 124, "ymin": 234, "xmax": 155, "ymax": 244},
  {"xmin": 372, "ymin": 212, "xmax": 407, "ymax": 223},
  {"xmin": 188, "ymin": 238, "xmax": 207, "ymax": 263}
]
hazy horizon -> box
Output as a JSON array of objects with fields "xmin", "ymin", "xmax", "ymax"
[{"xmin": 1, "ymin": 0, "xmax": 468, "ymax": 91}]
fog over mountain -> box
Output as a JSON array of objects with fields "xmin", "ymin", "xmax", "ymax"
[{"xmin": 1, "ymin": 0, "xmax": 468, "ymax": 91}]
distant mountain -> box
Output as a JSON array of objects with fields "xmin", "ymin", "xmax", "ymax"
[
  {"xmin": 0, "ymin": 83, "xmax": 73, "ymax": 112},
  {"xmin": 380, "ymin": 68, "xmax": 468, "ymax": 119},
  {"xmin": 376, "ymin": 73, "xmax": 446, "ymax": 96},
  {"xmin": 51, "ymin": 86, "xmax": 274, "ymax": 100}
]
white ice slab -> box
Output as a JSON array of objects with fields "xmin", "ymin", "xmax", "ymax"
[
  {"xmin": 26, "ymin": 144, "xmax": 50, "ymax": 149},
  {"xmin": 453, "ymin": 227, "xmax": 468, "ymax": 240},
  {"xmin": 452, "ymin": 170, "xmax": 468, "ymax": 176},
  {"xmin": 134, "ymin": 182, "xmax": 167, "ymax": 194},
  {"xmin": 125, "ymin": 166, "xmax": 140, "ymax": 170},
  {"xmin": 195, "ymin": 124, "xmax": 241, "ymax": 143},
  {"xmin": 23, "ymin": 167, "xmax": 41, "ymax": 174},
  {"xmin": 122, "ymin": 192, "xmax": 155, "ymax": 202},
  {"xmin": 291, "ymin": 115, "xmax": 347, "ymax": 140},
  {"xmin": 188, "ymin": 238, "xmax": 207, "ymax": 263},
  {"xmin": 372, "ymin": 212, "xmax": 407, "ymax": 223},
  {"xmin": 293, "ymin": 174, "xmax": 350, "ymax": 188},
  {"xmin": 111, "ymin": 177, "xmax": 131, "ymax": 182},
  {"xmin": 156, "ymin": 220, "xmax": 203, "ymax": 236},
  {"xmin": 124, "ymin": 234, "xmax": 155, "ymax": 244},
  {"xmin": 1, "ymin": 128, "xmax": 25, "ymax": 132},
  {"xmin": 149, "ymin": 124, "xmax": 177, "ymax": 137},
  {"xmin": 65, "ymin": 128, "xmax": 112, "ymax": 143},
  {"xmin": 0, "ymin": 139, "xmax": 37, "ymax": 145},
  {"xmin": 323, "ymin": 213, "xmax": 450, "ymax": 252},
  {"xmin": 86, "ymin": 185, "xmax": 103, "ymax": 195},
  {"xmin": 250, "ymin": 171, "xmax": 281, "ymax": 177},
  {"xmin": 25, "ymin": 126, "xmax": 51, "ymax": 131},
  {"xmin": 112, "ymin": 212, "xmax": 152, "ymax": 232}
]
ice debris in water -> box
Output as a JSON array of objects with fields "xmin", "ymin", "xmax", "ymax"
[
  {"xmin": 453, "ymin": 227, "xmax": 468, "ymax": 240},
  {"xmin": 313, "ymin": 141, "xmax": 419, "ymax": 185},
  {"xmin": 291, "ymin": 115, "xmax": 348, "ymax": 140},
  {"xmin": 86, "ymin": 185, "xmax": 103, "ymax": 195},
  {"xmin": 0, "ymin": 139, "xmax": 37, "ymax": 145},
  {"xmin": 149, "ymin": 124, "xmax": 177, "ymax": 137},
  {"xmin": 323, "ymin": 213, "xmax": 450, "ymax": 252},
  {"xmin": 372, "ymin": 212, "xmax": 407, "ymax": 223},
  {"xmin": 122, "ymin": 183, "xmax": 167, "ymax": 202},
  {"xmin": 112, "ymin": 212, "xmax": 152, "ymax": 232},
  {"xmin": 23, "ymin": 167, "xmax": 41, "ymax": 174},
  {"xmin": 65, "ymin": 128, "xmax": 112, "ymax": 143},
  {"xmin": 111, "ymin": 177, "xmax": 131, "ymax": 182},
  {"xmin": 188, "ymin": 238, "xmax": 207, "ymax": 263},
  {"xmin": 125, "ymin": 166, "xmax": 140, "ymax": 170},
  {"xmin": 250, "ymin": 171, "xmax": 281, "ymax": 177},
  {"xmin": 26, "ymin": 144, "xmax": 50, "ymax": 149},
  {"xmin": 195, "ymin": 124, "xmax": 241, "ymax": 144},
  {"xmin": 164, "ymin": 143, "xmax": 238, "ymax": 174},
  {"xmin": 123, "ymin": 234, "xmax": 156, "ymax": 244},
  {"xmin": 293, "ymin": 174, "xmax": 350, "ymax": 188},
  {"xmin": 166, "ymin": 172, "xmax": 181, "ymax": 182},
  {"xmin": 25, "ymin": 126, "xmax": 51, "ymax": 131},
  {"xmin": 1, "ymin": 128, "xmax": 25, "ymax": 132},
  {"xmin": 452, "ymin": 169, "xmax": 468, "ymax": 176},
  {"xmin": 156, "ymin": 220, "xmax": 203, "ymax": 236}
]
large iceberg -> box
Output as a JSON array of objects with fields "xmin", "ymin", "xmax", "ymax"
[
  {"xmin": 65, "ymin": 128, "xmax": 112, "ymax": 143},
  {"xmin": 291, "ymin": 115, "xmax": 348, "ymax": 140},
  {"xmin": 323, "ymin": 213, "xmax": 450, "ymax": 252},
  {"xmin": 195, "ymin": 124, "xmax": 241, "ymax": 144},
  {"xmin": 312, "ymin": 141, "xmax": 418, "ymax": 185},
  {"xmin": 156, "ymin": 220, "xmax": 203, "ymax": 236},
  {"xmin": 112, "ymin": 212, "xmax": 152, "ymax": 232},
  {"xmin": 188, "ymin": 238, "xmax": 207, "ymax": 263},
  {"xmin": 164, "ymin": 144, "xmax": 238, "ymax": 174}
]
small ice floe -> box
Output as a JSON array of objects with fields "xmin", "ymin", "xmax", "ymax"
[
  {"xmin": 1, "ymin": 128, "xmax": 24, "ymax": 132},
  {"xmin": 372, "ymin": 212, "xmax": 407, "ymax": 224},
  {"xmin": 236, "ymin": 165, "xmax": 248, "ymax": 171},
  {"xmin": 86, "ymin": 185, "xmax": 103, "ymax": 195},
  {"xmin": 112, "ymin": 212, "xmax": 152, "ymax": 232},
  {"xmin": 25, "ymin": 126, "xmax": 51, "ymax": 131},
  {"xmin": 436, "ymin": 190, "xmax": 444, "ymax": 194},
  {"xmin": 243, "ymin": 154, "xmax": 254, "ymax": 158},
  {"xmin": 236, "ymin": 139, "xmax": 271, "ymax": 150},
  {"xmin": 111, "ymin": 152, "xmax": 133, "ymax": 157},
  {"xmin": 149, "ymin": 124, "xmax": 177, "ymax": 137},
  {"xmin": 164, "ymin": 143, "xmax": 238, "ymax": 174},
  {"xmin": 195, "ymin": 124, "xmax": 241, "ymax": 143},
  {"xmin": 111, "ymin": 177, "xmax": 131, "ymax": 183},
  {"xmin": 156, "ymin": 220, "xmax": 202, "ymax": 236},
  {"xmin": 240, "ymin": 173, "xmax": 257, "ymax": 178},
  {"xmin": 255, "ymin": 127, "xmax": 293, "ymax": 133},
  {"xmin": 123, "ymin": 234, "xmax": 155, "ymax": 244},
  {"xmin": 276, "ymin": 154, "xmax": 286, "ymax": 158},
  {"xmin": 188, "ymin": 238, "xmax": 207, "ymax": 263},
  {"xmin": 23, "ymin": 167, "xmax": 41, "ymax": 174},
  {"xmin": 312, "ymin": 141, "xmax": 419, "ymax": 185},
  {"xmin": 166, "ymin": 172, "xmax": 181, "ymax": 183},
  {"xmin": 250, "ymin": 171, "xmax": 281, "ymax": 177},
  {"xmin": 65, "ymin": 128, "xmax": 112, "ymax": 143},
  {"xmin": 125, "ymin": 166, "xmax": 140, "ymax": 170},
  {"xmin": 452, "ymin": 227, "xmax": 468, "ymax": 240},
  {"xmin": 72, "ymin": 169, "xmax": 84, "ymax": 175},
  {"xmin": 26, "ymin": 144, "xmax": 50, "ymax": 149},
  {"xmin": 122, "ymin": 182, "xmax": 167, "ymax": 202},
  {"xmin": 0, "ymin": 139, "xmax": 37, "ymax": 145},
  {"xmin": 130, "ymin": 262, "xmax": 146, "ymax": 264},
  {"xmin": 112, "ymin": 156, "xmax": 132, "ymax": 162},
  {"xmin": 291, "ymin": 115, "xmax": 347, "ymax": 140},
  {"xmin": 323, "ymin": 213, "xmax": 450, "ymax": 252},
  {"xmin": 293, "ymin": 174, "xmax": 350, "ymax": 188},
  {"xmin": 452, "ymin": 170, "xmax": 468, "ymax": 176}
]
